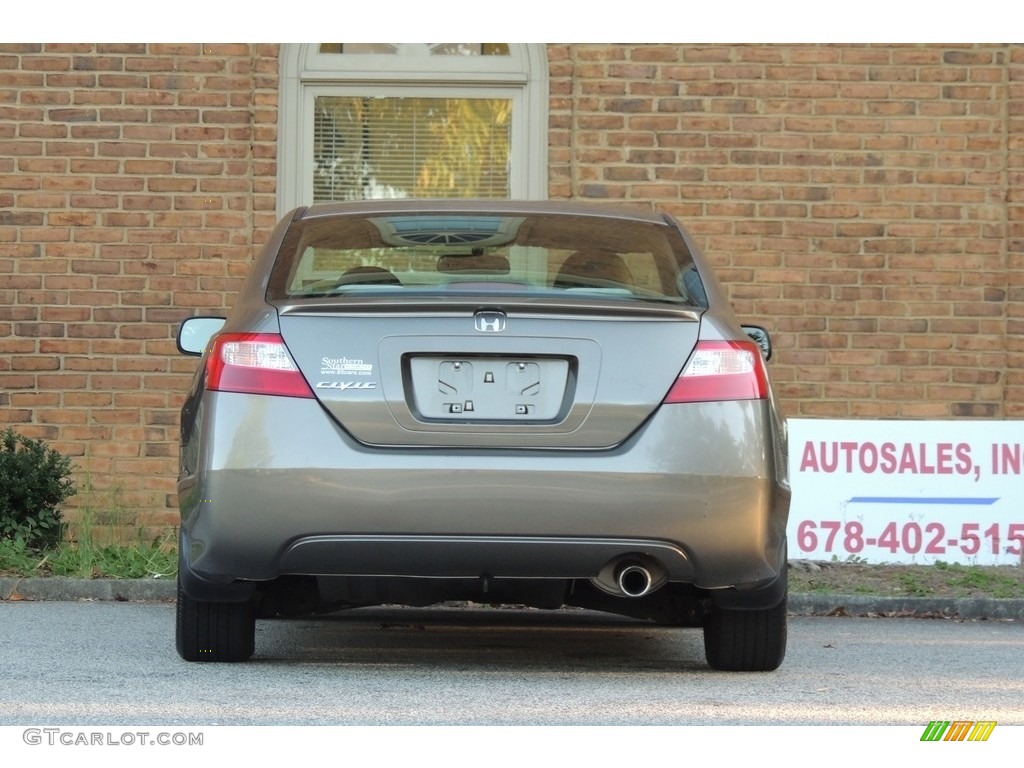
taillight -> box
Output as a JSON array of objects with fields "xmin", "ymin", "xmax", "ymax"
[
  {"xmin": 205, "ymin": 333, "xmax": 314, "ymax": 399},
  {"xmin": 663, "ymin": 340, "xmax": 769, "ymax": 404}
]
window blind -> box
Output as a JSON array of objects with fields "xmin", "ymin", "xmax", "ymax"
[{"xmin": 313, "ymin": 96, "xmax": 512, "ymax": 202}]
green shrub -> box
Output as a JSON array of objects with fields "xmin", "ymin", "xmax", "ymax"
[{"xmin": 0, "ymin": 428, "xmax": 76, "ymax": 549}]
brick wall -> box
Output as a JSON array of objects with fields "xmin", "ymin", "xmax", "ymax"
[
  {"xmin": 0, "ymin": 43, "xmax": 279, "ymax": 533},
  {"xmin": 1008, "ymin": 45, "xmax": 1024, "ymax": 417},
  {"xmin": 550, "ymin": 44, "xmax": 1021, "ymax": 419},
  {"xmin": 1, "ymin": 43, "xmax": 1021, "ymax": 533}
]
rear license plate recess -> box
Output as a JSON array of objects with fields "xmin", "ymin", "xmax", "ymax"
[{"xmin": 406, "ymin": 355, "xmax": 571, "ymax": 421}]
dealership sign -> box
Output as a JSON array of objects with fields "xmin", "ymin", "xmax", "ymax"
[{"xmin": 788, "ymin": 420, "xmax": 1024, "ymax": 565}]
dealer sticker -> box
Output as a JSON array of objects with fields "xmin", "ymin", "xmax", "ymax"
[{"xmin": 320, "ymin": 356, "xmax": 373, "ymax": 376}]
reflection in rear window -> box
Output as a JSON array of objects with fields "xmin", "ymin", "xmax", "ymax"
[{"xmin": 266, "ymin": 212, "xmax": 706, "ymax": 306}]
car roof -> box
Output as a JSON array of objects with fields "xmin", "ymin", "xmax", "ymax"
[{"xmin": 294, "ymin": 198, "xmax": 671, "ymax": 225}]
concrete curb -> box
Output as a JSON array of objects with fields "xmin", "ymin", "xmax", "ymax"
[
  {"xmin": 1, "ymin": 577, "xmax": 1022, "ymax": 620},
  {"xmin": 0, "ymin": 577, "xmax": 175, "ymax": 602},
  {"xmin": 788, "ymin": 593, "xmax": 1024, "ymax": 620}
]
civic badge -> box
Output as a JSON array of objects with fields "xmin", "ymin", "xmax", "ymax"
[{"xmin": 474, "ymin": 310, "xmax": 506, "ymax": 333}]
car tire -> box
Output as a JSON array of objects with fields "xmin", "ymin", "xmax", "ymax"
[
  {"xmin": 175, "ymin": 577, "xmax": 256, "ymax": 663},
  {"xmin": 703, "ymin": 598, "xmax": 787, "ymax": 672}
]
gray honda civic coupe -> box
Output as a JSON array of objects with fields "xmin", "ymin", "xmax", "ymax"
[{"xmin": 174, "ymin": 199, "xmax": 790, "ymax": 670}]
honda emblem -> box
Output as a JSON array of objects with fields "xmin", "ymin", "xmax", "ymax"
[{"xmin": 474, "ymin": 311, "xmax": 506, "ymax": 333}]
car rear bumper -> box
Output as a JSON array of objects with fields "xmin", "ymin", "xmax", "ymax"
[{"xmin": 178, "ymin": 392, "xmax": 789, "ymax": 599}]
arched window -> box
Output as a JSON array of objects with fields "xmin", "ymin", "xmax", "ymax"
[{"xmin": 277, "ymin": 44, "xmax": 548, "ymax": 214}]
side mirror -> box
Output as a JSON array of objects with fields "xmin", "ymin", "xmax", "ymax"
[
  {"xmin": 177, "ymin": 317, "xmax": 226, "ymax": 356},
  {"xmin": 742, "ymin": 325, "xmax": 772, "ymax": 361}
]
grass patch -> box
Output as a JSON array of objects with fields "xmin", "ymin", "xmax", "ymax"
[
  {"xmin": 790, "ymin": 560, "xmax": 1024, "ymax": 599},
  {"xmin": 0, "ymin": 487, "xmax": 177, "ymax": 580},
  {"xmin": 932, "ymin": 561, "xmax": 1024, "ymax": 599}
]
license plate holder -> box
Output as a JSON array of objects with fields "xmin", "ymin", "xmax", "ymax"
[{"xmin": 407, "ymin": 356, "xmax": 571, "ymax": 421}]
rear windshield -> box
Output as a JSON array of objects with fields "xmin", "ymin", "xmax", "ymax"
[{"xmin": 266, "ymin": 211, "xmax": 707, "ymax": 306}]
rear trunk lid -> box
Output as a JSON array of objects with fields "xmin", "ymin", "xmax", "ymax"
[{"xmin": 277, "ymin": 297, "xmax": 700, "ymax": 449}]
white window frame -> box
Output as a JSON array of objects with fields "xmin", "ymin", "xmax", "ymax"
[{"xmin": 277, "ymin": 44, "xmax": 548, "ymax": 216}]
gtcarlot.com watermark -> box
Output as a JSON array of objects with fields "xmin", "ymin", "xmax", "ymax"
[{"xmin": 23, "ymin": 728, "xmax": 203, "ymax": 747}]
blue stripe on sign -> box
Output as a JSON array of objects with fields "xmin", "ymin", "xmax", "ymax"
[{"xmin": 848, "ymin": 497, "xmax": 1000, "ymax": 505}]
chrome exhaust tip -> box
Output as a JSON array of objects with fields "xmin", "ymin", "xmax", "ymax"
[
  {"xmin": 591, "ymin": 556, "xmax": 667, "ymax": 598},
  {"xmin": 616, "ymin": 563, "xmax": 654, "ymax": 597}
]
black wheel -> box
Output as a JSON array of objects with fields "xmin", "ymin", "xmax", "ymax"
[
  {"xmin": 703, "ymin": 598, "xmax": 787, "ymax": 672},
  {"xmin": 176, "ymin": 577, "xmax": 256, "ymax": 662}
]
